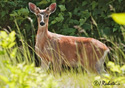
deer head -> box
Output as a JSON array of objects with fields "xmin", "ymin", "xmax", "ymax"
[{"xmin": 29, "ymin": 2, "xmax": 56, "ymax": 27}]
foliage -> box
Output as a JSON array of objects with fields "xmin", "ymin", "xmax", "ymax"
[
  {"xmin": 0, "ymin": 63, "xmax": 59, "ymax": 88},
  {"xmin": 94, "ymin": 61, "xmax": 125, "ymax": 87},
  {"xmin": 0, "ymin": 0, "xmax": 125, "ymax": 37},
  {"xmin": 0, "ymin": 31, "xmax": 17, "ymax": 58},
  {"xmin": 107, "ymin": 61, "xmax": 125, "ymax": 74},
  {"xmin": 0, "ymin": 0, "xmax": 125, "ymax": 88},
  {"xmin": 0, "ymin": 31, "xmax": 15, "ymax": 48},
  {"xmin": 0, "ymin": 0, "xmax": 124, "ymax": 62},
  {"xmin": 0, "ymin": 1, "xmax": 124, "ymax": 63},
  {"xmin": 0, "ymin": 31, "xmax": 58, "ymax": 88},
  {"xmin": 112, "ymin": 13, "xmax": 125, "ymax": 25}
]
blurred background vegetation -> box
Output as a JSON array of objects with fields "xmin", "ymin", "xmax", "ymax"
[
  {"xmin": 0, "ymin": 0, "xmax": 124, "ymax": 38},
  {"xmin": 0, "ymin": 0, "xmax": 125, "ymax": 87},
  {"xmin": 0, "ymin": 0, "xmax": 125, "ymax": 63},
  {"xmin": 0, "ymin": 0, "xmax": 125, "ymax": 59}
]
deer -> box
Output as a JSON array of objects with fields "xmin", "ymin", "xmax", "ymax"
[{"xmin": 28, "ymin": 2, "xmax": 109, "ymax": 74}]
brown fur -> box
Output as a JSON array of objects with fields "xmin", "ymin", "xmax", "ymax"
[{"xmin": 29, "ymin": 2, "xmax": 109, "ymax": 73}]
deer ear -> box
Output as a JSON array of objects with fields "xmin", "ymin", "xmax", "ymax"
[
  {"xmin": 49, "ymin": 3, "xmax": 56, "ymax": 14},
  {"xmin": 28, "ymin": 2, "xmax": 40, "ymax": 14}
]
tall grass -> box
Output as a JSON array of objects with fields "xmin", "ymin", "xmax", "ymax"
[{"xmin": 0, "ymin": 18, "xmax": 125, "ymax": 88}]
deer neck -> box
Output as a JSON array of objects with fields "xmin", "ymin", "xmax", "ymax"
[
  {"xmin": 37, "ymin": 23, "xmax": 48, "ymax": 35},
  {"xmin": 36, "ymin": 23, "xmax": 49, "ymax": 49}
]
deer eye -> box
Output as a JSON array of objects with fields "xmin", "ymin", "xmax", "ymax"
[{"xmin": 46, "ymin": 15, "xmax": 49, "ymax": 17}]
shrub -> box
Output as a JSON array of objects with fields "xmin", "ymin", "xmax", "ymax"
[{"xmin": 0, "ymin": 63, "xmax": 59, "ymax": 88}]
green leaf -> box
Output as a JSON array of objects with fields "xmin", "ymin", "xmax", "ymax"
[
  {"xmin": 113, "ymin": 28, "xmax": 117, "ymax": 32},
  {"xmin": 9, "ymin": 31, "xmax": 15, "ymax": 38},
  {"xmin": 91, "ymin": 1, "xmax": 98, "ymax": 10},
  {"xmin": 17, "ymin": 8, "xmax": 29, "ymax": 16},
  {"xmin": 0, "ymin": 75, "xmax": 9, "ymax": 83},
  {"xmin": 82, "ymin": 1, "xmax": 87, "ymax": 6},
  {"xmin": 107, "ymin": 61, "xmax": 115, "ymax": 67},
  {"xmin": 68, "ymin": 12, "xmax": 72, "ymax": 18},
  {"xmin": 10, "ymin": 11, "xmax": 18, "ymax": 17},
  {"xmin": 118, "ymin": 0, "xmax": 123, "ymax": 3},
  {"xmin": 112, "ymin": 13, "xmax": 125, "ymax": 25},
  {"xmin": 111, "ymin": 65, "xmax": 121, "ymax": 73},
  {"xmin": 38, "ymin": 0, "xmax": 48, "ymax": 5},
  {"xmin": 0, "ymin": 50, "xmax": 5, "ymax": 55},
  {"xmin": 55, "ymin": 13, "xmax": 64, "ymax": 22},
  {"xmin": 1, "ymin": 11, "xmax": 6, "ymax": 17},
  {"xmin": 58, "ymin": 5, "xmax": 66, "ymax": 11},
  {"xmin": 82, "ymin": 10, "xmax": 90, "ymax": 19},
  {"xmin": 51, "ymin": 20, "xmax": 57, "ymax": 24},
  {"xmin": 79, "ymin": 18, "xmax": 86, "ymax": 26},
  {"xmin": 107, "ymin": 62, "xmax": 121, "ymax": 73},
  {"xmin": 0, "ymin": 31, "xmax": 8, "ymax": 38},
  {"xmin": 47, "ymin": 0, "xmax": 51, "ymax": 2},
  {"xmin": 8, "ymin": 42, "xmax": 16, "ymax": 48}
]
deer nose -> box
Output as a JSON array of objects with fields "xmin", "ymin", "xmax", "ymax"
[{"xmin": 40, "ymin": 22, "xmax": 45, "ymax": 26}]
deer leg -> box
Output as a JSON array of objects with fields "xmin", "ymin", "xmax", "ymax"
[
  {"xmin": 95, "ymin": 50, "xmax": 109, "ymax": 74},
  {"xmin": 95, "ymin": 58, "xmax": 105, "ymax": 74},
  {"xmin": 41, "ymin": 58, "xmax": 50, "ymax": 70}
]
